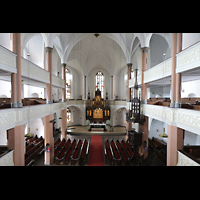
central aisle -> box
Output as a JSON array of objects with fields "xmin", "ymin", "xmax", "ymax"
[{"xmin": 88, "ymin": 135, "xmax": 104, "ymax": 166}]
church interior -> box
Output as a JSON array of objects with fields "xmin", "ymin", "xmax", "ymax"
[{"xmin": 0, "ymin": 33, "xmax": 200, "ymax": 166}]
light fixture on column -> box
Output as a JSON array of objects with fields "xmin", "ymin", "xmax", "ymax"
[
  {"xmin": 94, "ymin": 33, "xmax": 99, "ymax": 38},
  {"xmin": 160, "ymin": 33, "xmax": 169, "ymax": 138},
  {"xmin": 126, "ymin": 68, "xmax": 145, "ymax": 124},
  {"xmin": 159, "ymin": 127, "xmax": 168, "ymax": 138}
]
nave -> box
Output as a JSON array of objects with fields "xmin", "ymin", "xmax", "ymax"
[{"xmin": 32, "ymin": 126, "xmax": 164, "ymax": 166}]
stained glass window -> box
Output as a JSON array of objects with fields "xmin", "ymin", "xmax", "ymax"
[
  {"xmin": 67, "ymin": 107, "xmax": 71, "ymax": 123},
  {"xmin": 95, "ymin": 71, "xmax": 104, "ymax": 98},
  {"xmin": 66, "ymin": 69, "xmax": 71, "ymax": 99}
]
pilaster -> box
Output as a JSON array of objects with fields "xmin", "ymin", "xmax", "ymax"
[
  {"xmin": 61, "ymin": 63, "xmax": 67, "ymax": 102},
  {"xmin": 44, "ymin": 114, "xmax": 54, "ymax": 165},
  {"xmin": 175, "ymin": 33, "xmax": 182, "ymax": 108},
  {"xmin": 45, "ymin": 47, "xmax": 53, "ymax": 104},
  {"xmin": 170, "ymin": 33, "xmax": 177, "ymax": 108}
]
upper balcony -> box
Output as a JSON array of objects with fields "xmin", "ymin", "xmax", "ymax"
[
  {"xmin": 0, "ymin": 102, "xmax": 67, "ymax": 131},
  {"xmin": 0, "ymin": 45, "xmax": 65, "ymax": 89},
  {"xmin": 21, "ymin": 58, "xmax": 65, "ymax": 88},
  {"xmin": 144, "ymin": 58, "xmax": 172, "ymax": 84},
  {"xmin": 176, "ymin": 41, "xmax": 200, "ymax": 74},
  {"xmin": 21, "ymin": 57, "xmax": 50, "ymax": 85},
  {"xmin": 129, "ymin": 41, "xmax": 200, "ymax": 89},
  {"xmin": 142, "ymin": 104, "xmax": 200, "ymax": 136},
  {"xmin": 0, "ymin": 45, "xmax": 17, "ymax": 74}
]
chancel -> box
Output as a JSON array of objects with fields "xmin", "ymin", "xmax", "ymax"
[
  {"xmin": 86, "ymin": 89, "xmax": 110, "ymax": 131},
  {"xmin": 1, "ymin": 33, "xmax": 200, "ymax": 166}
]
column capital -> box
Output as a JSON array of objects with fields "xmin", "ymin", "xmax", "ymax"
[
  {"xmin": 61, "ymin": 63, "xmax": 67, "ymax": 68},
  {"xmin": 45, "ymin": 47, "xmax": 53, "ymax": 53},
  {"xmin": 141, "ymin": 47, "xmax": 149, "ymax": 53},
  {"xmin": 127, "ymin": 63, "xmax": 132, "ymax": 68}
]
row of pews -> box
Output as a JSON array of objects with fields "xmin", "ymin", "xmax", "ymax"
[
  {"xmin": 147, "ymin": 97, "xmax": 200, "ymax": 111},
  {"xmin": 182, "ymin": 145, "xmax": 200, "ymax": 164},
  {"xmin": 54, "ymin": 138, "xmax": 90, "ymax": 166},
  {"xmin": 25, "ymin": 135, "xmax": 44, "ymax": 166},
  {"xmin": 148, "ymin": 137, "xmax": 167, "ymax": 165},
  {"xmin": 104, "ymin": 139, "xmax": 135, "ymax": 166}
]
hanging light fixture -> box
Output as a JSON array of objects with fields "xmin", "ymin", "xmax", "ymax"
[
  {"xmin": 159, "ymin": 127, "xmax": 168, "ymax": 138},
  {"xmin": 126, "ymin": 67, "xmax": 145, "ymax": 124}
]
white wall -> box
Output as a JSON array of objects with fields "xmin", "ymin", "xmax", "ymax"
[
  {"xmin": 117, "ymin": 67, "xmax": 127, "ymax": 100},
  {"xmin": 181, "ymin": 79, "xmax": 200, "ymax": 98},
  {"xmin": 0, "ymin": 33, "xmax": 10, "ymax": 50},
  {"xmin": 25, "ymin": 34, "xmax": 44, "ymax": 68},
  {"xmin": 149, "ymin": 85, "xmax": 171, "ymax": 98},
  {"xmin": 24, "ymin": 84, "xmax": 44, "ymax": 99},
  {"xmin": 87, "ymin": 66, "xmax": 110, "ymax": 99},
  {"xmin": 149, "ymin": 119, "xmax": 168, "ymax": 141},
  {"xmin": 113, "ymin": 108, "xmax": 126, "ymax": 126},
  {"xmin": 149, "ymin": 34, "xmax": 171, "ymax": 68},
  {"xmin": 52, "ymin": 48, "xmax": 61, "ymax": 76},
  {"xmin": 0, "ymin": 80, "xmax": 11, "ymax": 98},
  {"xmin": 182, "ymin": 33, "xmax": 200, "ymax": 50},
  {"xmin": 0, "ymin": 130, "xmax": 7, "ymax": 145},
  {"xmin": 184, "ymin": 130, "xmax": 200, "ymax": 145},
  {"xmin": 25, "ymin": 118, "xmax": 44, "ymax": 138},
  {"xmin": 67, "ymin": 106, "xmax": 85, "ymax": 126}
]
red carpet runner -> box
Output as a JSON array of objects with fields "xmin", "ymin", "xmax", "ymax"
[{"xmin": 88, "ymin": 135, "xmax": 104, "ymax": 166}]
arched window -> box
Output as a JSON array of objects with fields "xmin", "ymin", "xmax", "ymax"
[
  {"xmin": 67, "ymin": 107, "xmax": 71, "ymax": 123},
  {"xmin": 66, "ymin": 69, "xmax": 71, "ymax": 99},
  {"xmin": 95, "ymin": 71, "xmax": 104, "ymax": 98}
]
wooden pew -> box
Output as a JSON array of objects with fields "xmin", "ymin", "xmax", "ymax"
[
  {"xmin": 64, "ymin": 139, "xmax": 77, "ymax": 165},
  {"xmin": 71, "ymin": 139, "xmax": 83, "ymax": 165},
  {"xmin": 55, "ymin": 139, "xmax": 71, "ymax": 164},
  {"xmin": 121, "ymin": 140, "xmax": 134, "ymax": 160},
  {"xmin": 80, "ymin": 139, "xmax": 90, "ymax": 164},
  {"xmin": 25, "ymin": 135, "xmax": 44, "ymax": 166},
  {"xmin": 116, "ymin": 140, "xmax": 128, "ymax": 164},
  {"xmin": 184, "ymin": 145, "xmax": 200, "ymax": 160},
  {"xmin": 25, "ymin": 143, "xmax": 44, "ymax": 166},
  {"xmin": 54, "ymin": 138, "xmax": 61, "ymax": 148},
  {"xmin": 104, "ymin": 140, "xmax": 113, "ymax": 164},
  {"xmin": 110, "ymin": 140, "xmax": 122, "ymax": 165},
  {"xmin": 26, "ymin": 135, "xmax": 38, "ymax": 144},
  {"xmin": 149, "ymin": 137, "xmax": 167, "ymax": 165}
]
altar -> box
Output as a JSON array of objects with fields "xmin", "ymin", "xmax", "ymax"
[
  {"xmin": 86, "ymin": 89, "xmax": 110, "ymax": 131},
  {"xmin": 89, "ymin": 123, "xmax": 107, "ymax": 131}
]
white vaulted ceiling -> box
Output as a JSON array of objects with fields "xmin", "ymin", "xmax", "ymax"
[
  {"xmin": 66, "ymin": 33, "xmax": 127, "ymax": 76},
  {"xmin": 21, "ymin": 33, "xmax": 172, "ymax": 77}
]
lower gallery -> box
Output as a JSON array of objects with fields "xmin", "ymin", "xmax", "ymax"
[{"xmin": 0, "ymin": 33, "xmax": 200, "ymax": 166}]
